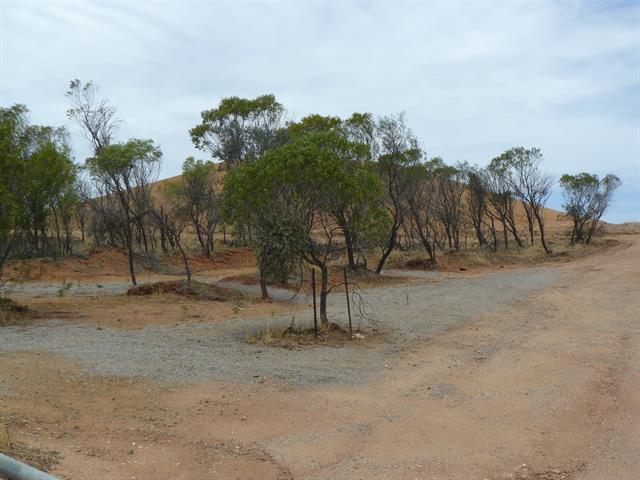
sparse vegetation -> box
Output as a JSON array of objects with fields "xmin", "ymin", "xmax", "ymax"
[
  {"xmin": 0, "ymin": 84, "xmax": 624, "ymax": 327},
  {"xmin": 0, "ymin": 428, "xmax": 60, "ymax": 473},
  {"xmin": 243, "ymin": 320, "xmax": 373, "ymax": 348},
  {"xmin": 560, "ymin": 172, "xmax": 622, "ymax": 244}
]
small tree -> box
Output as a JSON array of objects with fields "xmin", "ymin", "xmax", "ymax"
[
  {"xmin": 73, "ymin": 175, "xmax": 92, "ymax": 243},
  {"xmin": 465, "ymin": 165, "xmax": 489, "ymax": 248},
  {"xmin": 560, "ymin": 173, "xmax": 621, "ymax": 244},
  {"xmin": 224, "ymin": 131, "xmax": 382, "ymax": 324},
  {"xmin": 492, "ymin": 147, "xmax": 554, "ymax": 253},
  {"xmin": 21, "ymin": 125, "xmax": 76, "ymax": 254},
  {"xmin": 484, "ymin": 164, "xmax": 524, "ymax": 249},
  {"xmin": 431, "ymin": 159, "xmax": 467, "ymax": 250},
  {"xmin": 375, "ymin": 113, "xmax": 422, "ymax": 273},
  {"xmin": 0, "ymin": 105, "xmax": 28, "ymax": 284},
  {"xmin": 0, "ymin": 104, "xmax": 77, "ymax": 268},
  {"xmin": 88, "ymin": 139, "xmax": 162, "ymax": 285},
  {"xmin": 405, "ymin": 162, "xmax": 439, "ymax": 263},
  {"xmin": 286, "ymin": 114, "xmax": 385, "ymax": 270},
  {"xmin": 151, "ymin": 201, "xmax": 192, "ymax": 282},
  {"xmin": 167, "ymin": 157, "xmax": 219, "ymax": 257}
]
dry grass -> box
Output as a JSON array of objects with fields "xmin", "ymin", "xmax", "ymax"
[
  {"xmin": 386, "ymin": 231, "xmax": 621, "ymax": 273},
  {"xmin": 0, "ymin": 425, "xmax": 60, "ymax": 473},
  {"xmin": 126, "ymin": 280, "xmax": 245, "ymax": 302},
  {"xmin": 244, "ymin": 321, "xmax": 380, "ymax": 348}
]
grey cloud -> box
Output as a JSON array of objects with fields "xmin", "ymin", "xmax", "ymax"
[{"xmin": 1, "ymin": 0, "xmax": 637, "ymax": 221}]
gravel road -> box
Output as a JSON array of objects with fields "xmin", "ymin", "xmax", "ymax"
[{"xmin": 0, "ymin": 267, "xmax": 557, "ymax": 386}]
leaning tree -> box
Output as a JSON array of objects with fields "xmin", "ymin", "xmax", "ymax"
[
  {"xmin": 560, "ymin": 173, "xmax": 621, "ymax": 244},
  {"xmin": 492, "ymin": 147, "xmax": 554, "ymax": 253}
]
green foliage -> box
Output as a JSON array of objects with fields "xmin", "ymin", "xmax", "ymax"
[
  {"xmin": 286, "ymin": 114, "xmax": 343, "ymax": 139},
  {"xmin": 190, "ymin": 94, "xmax": 285, "ymax": 167},
  {"xmin": 224, "ymin": 130, "xmax": 385, "ymax": 281},
  {"xmin": 0, "ymin": 105, "xmax": 77, "ymax": 262},
  {"xmin": 165, "ymin": 157, "xmax": 219, "ymax": 257},
  {"xmin": 89, "ymin": 138, "xmax": 161, "ymax": 181},
  {"xmin": 490, "ymin": 146, "xmax": 553, "ymax": 253},
  {"xmin": 0, "ymin": 105, "xmax": 28, "ymax": 271},
  {"xmin": 560, "ymin": 172, "xmax": 621, "ymax": 244}
]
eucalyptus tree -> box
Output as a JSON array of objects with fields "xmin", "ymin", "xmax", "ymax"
[
  {"xmin": 190, "ymin": 95, "xmax": 285, "ymax": 168},
  {"xmin": 0, "ymin": 105, "xmax": 28, "ymax": 282},
  {"xmin": 484, "ymin": 164, "xmax": 523, "ymax": 249},
  {"xmin": 66, "ymin": 79, "xmax": 120, "ymax": 154},
  {"xmin": 375, "ymin": 113, "xmax": 422, "ymax": 273},
  {"xmin": 166, "ymin": 157, "xmax": 220, "ymax": 257},
  {"xmin": 88, "ymin": 139, "xmax": 162, "ymax": 285},
  {"xmin": 224, "ymin": 131, "xmax": 383, "ymax": 323},
  {"xmin": 492, "ymin": 147, "xmax": 554, "ymax": 253},
  {"xmin": 431, "ymin": 159, "xmax": 467, "ymax": 250},
  {"xmin": 560, "ymin": 173, "xmax": 621, "ymax": 244},
  {"xmin": 0, "ymin": 104, "xmax": 77, "ymax": 258},
  {"xmin": 465, "ymin": 164, "xmax": 489, "ymax": 248},
  {"xmin": 286, "ymin": 113, "xmax": 385, "ymax": 271},
  {"xmin": 405, "ymin": 162, "xmax": 439, "ymax": 263},
  {"xmin": 20, "ymin": 125, "xmax": 76, "ymax": 254},
  {"xmin": 66, "ymin": 79, "xmax": 126, "ymax": 249},
  {"xmin": 73, "ymin": 175, "xmax": 92, "ymax": 243},
  {"xmin": 151, "ymin": 199, "xmax": 192, "ymax": 282}
]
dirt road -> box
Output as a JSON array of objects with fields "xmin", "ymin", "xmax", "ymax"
[{"xmin": 1, "ymin": 236, "xmax": 638, "ymax": 479}]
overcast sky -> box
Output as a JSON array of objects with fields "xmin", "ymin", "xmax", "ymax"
[{"xmin": 1, "ymin": 0, "xmax": 638, "ymax": 222}]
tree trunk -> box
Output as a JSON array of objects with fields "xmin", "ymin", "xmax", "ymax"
[
  {"xmin": 344, "ymin": 229, "xmax": 356, "ymax": 270},
  {"xmin": 534, "ymin": 209, "xmax": 552, "ymax": 254},
  {"xmin": 490, "ymin": 217, "xmax": 498, "ymax": 252},
  {"xmin": 421, "ymin": 237, "xmax": 436, "ymax": 263},
  {"xmin": 259, "ymin": 270, "xmax": 269, "ymax": 300},
  {"xmin": 177, "ymin": 243, "xmax": 191, "ymax": 283},
  {"xmin": 524, "ymin": 205, "xmax": 535, "ymax": 245},
  {"xmin": 503, "ymin": 222, "xmax": 509, "ymax": 250},
  {"xmin": 126, "ymin": 235, "xmax": 137, "ymax": 285},
  {"xmin": 376, "ymin": 216, "xmax": 400, "ymax": 274},
  {"xmin": 319, "ymin": 264, "xmax": 329, "ymax": 327}
]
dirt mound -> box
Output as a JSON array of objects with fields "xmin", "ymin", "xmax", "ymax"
[
  {"xmin": 126, "ymin": 280, "xmax": 244, "ymax": 302},
  {"xmin": 404, "ymin": 258, "xmax": 438, "ymax": 270},
  {"xmin": 5, "ymin": 247, "xmax": 134, "ymax": 281},
  {"xmin": 0, "ymin": 298, "xmax": 34, "ymax": 326}
]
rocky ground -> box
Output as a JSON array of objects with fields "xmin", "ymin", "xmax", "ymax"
[{"xmin": 1, "ymin": 236, "xmax": 638, "ymax": 479}]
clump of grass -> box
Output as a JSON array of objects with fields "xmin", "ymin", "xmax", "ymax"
[
  {"xmin": 56, "ymin": 279, "xmax": 73, "ymax": 297},
  {"xmin": 0, "ymin": 426, "xmax": 60, "ymax": 472},
  {"xmin": 244, "ymin": 320, "xmax": 370, "ymax": 348},
  {"xmin": 232, "ymin": 299, "xmax": 246, "ymax": 314}
]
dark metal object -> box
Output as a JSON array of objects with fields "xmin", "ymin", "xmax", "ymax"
[{"xmin": 0, "ymin": 453, "xmax": 59, "ymax": 480}]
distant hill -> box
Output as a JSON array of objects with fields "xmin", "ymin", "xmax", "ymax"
[{"xmin": 148, "ymin": 172, "xmax": 575, "ymax": 234}]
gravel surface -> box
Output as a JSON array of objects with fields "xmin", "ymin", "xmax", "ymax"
[
  {"xmin": 0, "ymin": 268, "xmax": 558, "ymax": 386},
  {"xmin": 3, "ymin": 276, "xmax": 300, "ymax": 302}
]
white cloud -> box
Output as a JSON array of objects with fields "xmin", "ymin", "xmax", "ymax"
[{"xmin": 1, "ymin": 0, "xmax": 638, "ymax": 221}]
